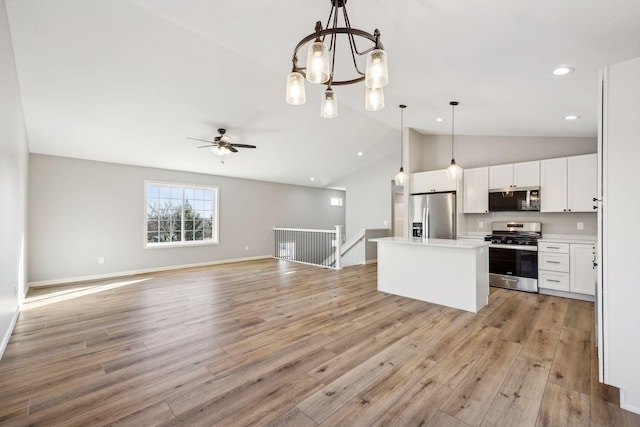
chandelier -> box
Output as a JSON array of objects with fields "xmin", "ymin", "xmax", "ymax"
[{"xmin": 285, "ymin": 0, "xmax": 389, "ymax": 118}]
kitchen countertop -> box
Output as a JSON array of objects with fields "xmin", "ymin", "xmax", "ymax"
[
  {"xmin": 540, "ymin": 234, "xmax": 597, "ymax": 244},
  {"xmin": 370, "ymin": 237, "xmax": 489, "ymax": 250}
]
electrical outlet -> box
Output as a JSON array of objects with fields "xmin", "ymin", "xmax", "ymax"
[
  {"xmin": 245, "ymin": 245, "xmax": 249, "ymax": 251},
  {"xmin": 98, "ymin": 257, "xmax": 105, "ymax": 264},
  {"xmin": 577, "ymin": 222, "xmax": 584, "ymax": 230},
  {"xmin": 479, "ymin": 221, "xmax": 484, "ymax": 229}
]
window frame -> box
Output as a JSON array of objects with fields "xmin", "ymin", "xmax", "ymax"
[{"xmin": 144, "ymin": 180, "xmax": 219, "ymax": 249}]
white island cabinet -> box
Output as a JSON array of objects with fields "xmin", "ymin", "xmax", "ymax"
[{"xmin": 370, "ymin": 237, "xmax": 490, "ymax": 313}]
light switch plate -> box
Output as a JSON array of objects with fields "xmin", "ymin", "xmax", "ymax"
[
  {"xmin": 479, "ymin": 221, "xmax": 484, "ymax": 229},
  {"xmin": 577, "ymin": 222, "xmax": 584, "ymax": 230}
]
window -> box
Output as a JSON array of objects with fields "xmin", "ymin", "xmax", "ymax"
[{"xmin": 145, "ymin": 182, "xmax": 218, "ymax": 247}]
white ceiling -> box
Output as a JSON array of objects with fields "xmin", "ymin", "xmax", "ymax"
[{"xmin": 6, "ymin": 0, "xmax": 640, "ymax": 187}]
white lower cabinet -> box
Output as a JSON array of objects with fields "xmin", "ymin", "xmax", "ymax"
[
  {"xmin": 538, "ymin": 240, "xmax": 595, "ymax": 297},
  {"xmin": 570, "ymin": 244, "xmax": 596, "ymax": 295}
]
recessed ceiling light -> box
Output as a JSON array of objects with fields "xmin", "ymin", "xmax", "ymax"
[
  {"xmin": 435, "ymin": 118, "xmax": 444, "ymax": 122},
  {"xmin": 552, "ymin": 66, "xmax": 575, "ymax": 76},
  {"xmin": 310, "ymin": 177, "xmax": 315, "ymax": 181},
  {"xmin": 564, "ymin": 114, "xmax": 580, "ymax": 120},
  {"xmin": 357, "ymin": 151, "xmax": 364, "ymax": 157}
]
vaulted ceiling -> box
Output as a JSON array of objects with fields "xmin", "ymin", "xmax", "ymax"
[{"xmin": 6, "ymin": 0, "xmax": 640, "ymax": 187}]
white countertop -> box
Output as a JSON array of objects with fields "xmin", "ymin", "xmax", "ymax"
[
  {"xmin": 540, "ymin": 234, "xmax": 597, "ymax": 244},
  {"xmin": 369, "ymin": 237, "xmax": 489, "ymax": 250}
]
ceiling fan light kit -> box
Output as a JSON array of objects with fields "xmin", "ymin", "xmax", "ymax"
[
  {"xmin": 188, "ymin": 128, "xmax": 256, "ymax": 162},
  {"xmin": 286, "ymin": 0, "xmax": 388, "ymax": 118}
]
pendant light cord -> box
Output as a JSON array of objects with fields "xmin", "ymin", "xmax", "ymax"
[
  {"xmin": 449, "ymin": 101, "xmax": 459, "ymax": 160},
  {"xmin": 400, "ymin": 105, "xmax": 405, "ymax": 167}
]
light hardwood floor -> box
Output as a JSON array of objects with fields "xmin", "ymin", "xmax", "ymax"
[{"xmin": 1, "ymin": 259, "xmax": 639, "ymax": 426}]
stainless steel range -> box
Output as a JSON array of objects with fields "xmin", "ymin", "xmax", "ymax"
[{"xmin": 484, "ymin": 222, "xmax": 541, "ymax": 292}]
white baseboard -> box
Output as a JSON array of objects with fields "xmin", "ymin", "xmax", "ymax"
[
  {"xmin": 28, "ymin": 255, "xmax": 272, "ymax": 288},
  {"xmin": 538, "ymin": 288, "xmax": 595, "ymax": 302},
  {"xmin": 361, "ymin": 259, "xmax": 378, "ymax": 265},
  {"xmin": 621, "ymin": 389, "xmax": 640, "ymax": 415},
  {"xmin": 0, "ymin": 308, "xmax": 20, "ymax": 361}
]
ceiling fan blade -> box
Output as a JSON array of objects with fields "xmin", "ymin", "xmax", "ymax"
[
  {"xmin": 197, "ymin": 145, "xmax": 214, "ymax": 148},
  {"xmin": 230, "ymin": 144, "xmax": 257, "ymax": 148},
  {"xmin": 228, "ymin": 146, "xmax": 238, "ymax": 153},
  {"xmin": 187, "ymin": 137, "xmax": 216, "ymax": 144}
]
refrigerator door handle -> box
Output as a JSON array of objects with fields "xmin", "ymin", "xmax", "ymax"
[{"xmin": 424, "ymin": 207, "xmax": 429, "ymax": 239}]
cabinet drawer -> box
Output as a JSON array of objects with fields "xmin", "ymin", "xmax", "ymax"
[
  {"xmin": 539, "ymin": 271, "xmax": 570, "ymax": 291},
  {"xmin": 538, "ymin": 242, "xmax": 569, "ymax": 253},
  {"xmin": 539, "ymin": 253, "xmax": 569, "ymax": 272}
]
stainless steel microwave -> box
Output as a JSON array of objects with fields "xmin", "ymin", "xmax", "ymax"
[{"xmin": 488, "ymin": 188, "xmax": 540, "ymax": 212}]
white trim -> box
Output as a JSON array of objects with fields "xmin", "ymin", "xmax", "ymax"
[
  {"xmin": 538, "ymin": 288, "xmax": 595, "ymax": 302},
  {"xmin": 620, "ymin": 389, "xmax": 640, "ymax": 415},
  {"xmin": 0, "ymin": 308, "xmax": 20, "ymax": 361},
  {"xmin": 361, "ymin": 259, "xmax": 378, "ymax": 265},
  {"xmin": 28, "ymin": 255, "xmax": 271, "ymax": 288}
]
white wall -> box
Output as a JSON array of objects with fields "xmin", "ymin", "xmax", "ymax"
[
  {"xmin": 330, "ymin": 153, "xmax": 397, "ymax": 237},
  {"xmin": 420, "ymin": 134, "xmax": 597, "ymax": 171},
  {"xmin": 29, "ymin": 154, "xmax": 345, "ymax": 284},
  {"xmin": 0, "ymin": 0, "xmax": 29, "ymax": 357}
]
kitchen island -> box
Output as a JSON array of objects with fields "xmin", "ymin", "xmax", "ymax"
[{"xmin": 370, "ymin": 237, "xmax": 490, "ymax": 313}]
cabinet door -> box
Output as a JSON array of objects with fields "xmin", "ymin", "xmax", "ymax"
[
  {"xmin": 540, "ymin": 158, "xmax": 568, "ymax": 212},
  {"xmin": 570, "ymin": 244, "xmax": 595, "ymax": 295},
  {"xmin": 514, "ymin": 161, "xmax": 540, "ymax": 187},
  {"xmin": 410, "ymin": 171, "xmax": 434, "ymax": 193},
  {"xmin": 489, "ymin": 164, "xmax": 513, "ymax": 190},
  {"xmin": 568, "ymin": 154, "xmax": 597, "ymax": 212},
  {"xmin": 433, "ymin": 169, "xmax": 456, "ymax": 192},
  {"xmin": 463, "ymin": 167, "xmax": 489, "ymax": 213}
]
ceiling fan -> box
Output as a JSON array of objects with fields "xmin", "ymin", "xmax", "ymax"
[{"xmin": 188, "ymin": 128, "xmax": 256, "ymax": 161}]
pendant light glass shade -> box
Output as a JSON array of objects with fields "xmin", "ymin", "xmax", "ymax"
[
  {"xmin": 365, "ymin": 86, "xmax": 385, "ymax": 111},
  {"xmin": 321, "ymin": 88, "xmax": 338, "ymax": 118},
  {"xmin": 394, "ymin": 167, "xmax": 407, "ymax": 186},
  {"xmin": 394, "ymin": 104, "xmax": 407, "ymax": 186},
  {"xmin": 286, "ymin": 72, "xmax": 306, "ymax": 105},
  {"xmin": 447, "ymin": 101, "xmax": 462, "ymax": 181},
  {"xmin": 306, "ymin": 41, "xmax": 330, "ymax": 84},
  {"xmin": 446, "ymin": 159, "xmax": 462, "ymax": 180},
  {"xmin": 365, "ymin": 49, "xmax": 389, "ymax": 89}
]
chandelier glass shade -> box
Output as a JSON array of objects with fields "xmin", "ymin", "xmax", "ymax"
[
  {"xmin": 286, "ymin": 0, "xmax": 388, "ymax": 118},
  {"xmin": 285, "ymin": 72, "xmax": 306, "ymax": 105}
]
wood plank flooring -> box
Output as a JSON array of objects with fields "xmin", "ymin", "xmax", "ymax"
[{"xmin": 1, "ymin": 259, "xmax": 639, "ymax": 426}]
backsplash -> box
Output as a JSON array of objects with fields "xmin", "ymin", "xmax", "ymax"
[{"xmin": 465, "ymin": 211, "xmax": 597, "ymax": 236}]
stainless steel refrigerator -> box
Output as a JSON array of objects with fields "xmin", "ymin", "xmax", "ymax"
[{"xmin": 410, "ymin": 192, "xmax": 456, "ymax": 239}]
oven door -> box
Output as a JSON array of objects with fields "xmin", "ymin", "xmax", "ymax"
[{"xmin": 488, "ymin": 246, "xmax": 538, "ymax": 292}]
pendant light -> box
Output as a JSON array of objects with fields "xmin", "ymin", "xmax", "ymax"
[
  {"xmin": 446, "ymin": 101, "xmax": 463, "ymax": 180},
  {"xmin": 394, "ymin": 105, "xmax": 408, "ymax": 186}
]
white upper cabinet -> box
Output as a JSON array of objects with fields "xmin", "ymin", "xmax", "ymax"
[
  {"xmin": 463, "ymin": 167, "xmax": 489, "ymax": 213},
  {"xmin": 540, "ymin": 154, "xmax": 596, "ymax": 212},
  {"xmin": 411, "ymin": 169, "xmax": 456, "ymax": 194},
  {"xmin": 488, "ymin": 161, "xmax": 540, "ymax": 190},
  {"xmin": 540, "ymin": 158, "xmax": 568, "ymax": 212},
  {"xmin": 568, "ymin": 154, "xmax": 598, "ymax": 212}
]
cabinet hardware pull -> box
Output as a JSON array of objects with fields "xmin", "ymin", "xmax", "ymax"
[
  {"xmin": 547, "ymin": 261, "xmax": 561, "ymax": 264},
  {"xmin": 593, "ymin": 205, "xmax": 598, "ymax": 210},
  {"xmin": 547, "ymin": 279, "xmax": 560, "ymax": 283},
  {"xmin": 547, "ymin": 246, "xmax": 560, "ymax": 249}
]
